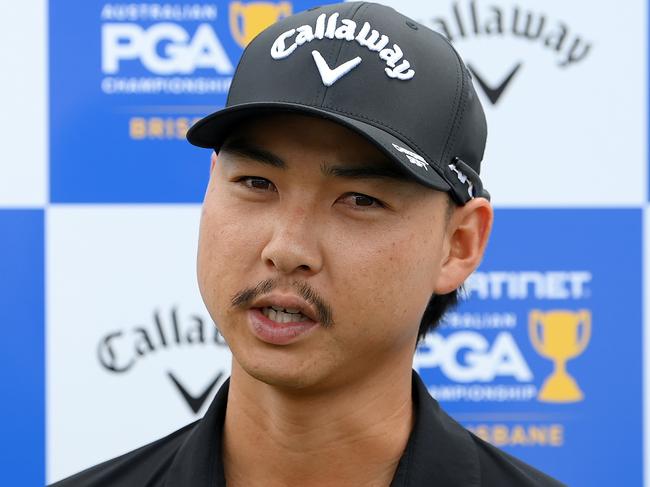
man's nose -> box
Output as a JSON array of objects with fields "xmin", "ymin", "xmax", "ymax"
[{"xmin": 260, "ymin": 207, "xmax": 323, "ymax": 276}]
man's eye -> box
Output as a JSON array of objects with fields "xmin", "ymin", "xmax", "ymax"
[
  {"xmin": 237, "ymin": 176, "xmax": 277, "ymax": 192},
  {"xmin": 340, "ymin": 193, "xmax": 384, "ymax": 209}
]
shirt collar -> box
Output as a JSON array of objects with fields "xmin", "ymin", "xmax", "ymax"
[
  {"xmin": 164, "ymin": 376, "xmax": 228, "ymax": 486},
  {"xmin": 165, "ymin": 371, "xmax": 480, "ymax": 487},
  {"xmin": 390, "ymin": 372, "xmax": 481, "ymax": 486}
]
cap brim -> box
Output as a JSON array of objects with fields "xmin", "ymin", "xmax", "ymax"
[{"xmin": 187, "ymin": 102, "xmax": 451, "ymax": 192}]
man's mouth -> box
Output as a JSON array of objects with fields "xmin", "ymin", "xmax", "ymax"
[
  {"xmin": 260, "ymin": 306, "xmax": 310, "ymax": 323},
  {"xmin": 248, "ymin": 307, "xmax": 318, "ymax": 345},
  {"xmin": 231, "ymin": 279, "xmax": 334, "ymax": 328}
]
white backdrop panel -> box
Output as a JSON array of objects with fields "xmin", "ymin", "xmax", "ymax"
[
  {"xmin": 46, "ymin": 205, "xmax": 232, "ymax": 483},
  {"xmin": 0, "ymin": 0, "xmax": 48, "ymax": 206}
]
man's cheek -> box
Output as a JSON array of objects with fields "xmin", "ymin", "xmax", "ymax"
[
  {"xmin": 202, "ymin": 224, "xmax": 262, "ymax": 301},
  {"xmin": 203, "ymin": 214, "xmax": 253, "ymax": 261}
]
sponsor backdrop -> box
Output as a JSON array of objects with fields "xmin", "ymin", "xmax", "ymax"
[{"xmin": 0, "ymin": 0, "xmax": 647, "ymax": 485}]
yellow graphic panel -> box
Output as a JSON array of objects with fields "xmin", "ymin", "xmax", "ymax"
[
  {"xmin": 529, "ymin": 309, "xmax": 591, "ymax": 403},
  {"xmin": 230, "ymin": 1, "xmax": 292, "ymax": 48}
]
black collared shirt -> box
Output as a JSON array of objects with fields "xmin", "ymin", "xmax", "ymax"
[{"xmin": 51, "ymin": 372, "xmax": 565, "ymax": 486}]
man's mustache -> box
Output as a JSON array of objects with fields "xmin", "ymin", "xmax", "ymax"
[{"xmin": 230, "ymin": 278, "xmax": 334, "ymax": 327}]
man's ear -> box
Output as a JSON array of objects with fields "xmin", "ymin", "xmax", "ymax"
[
  {"xmin": 210, "ymin": 151, "xmax": 218, "ymax": 171},
  {"xmin": 434, "ymin": 197, "xmax": 493, "ymax": 294}
]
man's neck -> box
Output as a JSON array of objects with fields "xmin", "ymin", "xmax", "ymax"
[{"xmin": 222, "ymin": 362, "xmax": 414, "ymax": 487}]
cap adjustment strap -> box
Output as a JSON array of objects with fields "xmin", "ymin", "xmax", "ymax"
[{"xmin": 447, "ymin": 158, "xmax": 489, "ymax": 204}]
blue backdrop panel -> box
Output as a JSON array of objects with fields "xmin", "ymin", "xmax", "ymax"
[
  {"xmin": 417, "ymin": 209, "xmax": 643, "ymax": 486},
  {"xmin": 49, "ymin": 0, "xmax": 321, "ymax": 203},
  {"xmin": 0, "ymin": 210, "xmax": 45, "ymax": 486}
]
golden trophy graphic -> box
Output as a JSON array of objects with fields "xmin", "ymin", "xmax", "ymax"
[
  {"xmin": 230, "ymin": 1, "xmax": 292, "ymax": 48},
  {"xmin": 529, "ymin": 309, "xmax": 591, "ymax": 403}
]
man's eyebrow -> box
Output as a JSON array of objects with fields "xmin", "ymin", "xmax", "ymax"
[
  {"xmin": 321, "ymin": 162, "xmax": 409, "ymax": 181},
  {"xmin": 220, "ymin": 137, "xmax": 410, "ymax": 182},
  {"xmin": 220, "ymin": 137, "xmax": 286, "ymax": 168}
]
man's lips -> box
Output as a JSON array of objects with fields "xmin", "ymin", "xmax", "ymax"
[
  {"xmin": 247, "ymin": 308, "xmax": 318, "ymax": 345},
  {"xmin": 250, "ymin": 294, "xmax": 319, "ymax": 322}
]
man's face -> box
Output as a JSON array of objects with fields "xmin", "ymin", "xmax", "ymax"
[{"xmin": 197, "ymin": 114, "xmax": 452, "ymax": 391}]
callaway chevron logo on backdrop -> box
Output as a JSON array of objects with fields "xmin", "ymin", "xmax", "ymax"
[
  {"xmin": 428, "ymin": 1, "xmax": 592, "ymax": 105},
  {"xmin": 98, "ymin": 307, "xmax": 229, "ymax": 414}
]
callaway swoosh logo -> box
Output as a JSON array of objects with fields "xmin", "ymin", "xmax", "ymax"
[
  {"xmin": 167, "ymin": 370, "xmax": 223, "ymax": 414},
  {"xmin": 468, "ymin": 62, "xmax": 522, "ymax": 105},
  {"xmin": 311, "ymin": 50, "xmax": 362, "ymax": 87}
]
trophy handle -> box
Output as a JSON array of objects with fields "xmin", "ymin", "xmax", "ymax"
[
  {"xmin": 278, "ymin": 2, "xmax": 292, "ymax": 18},
  {"xmin": 229, "ymin": 2, "xmax": 246, "ymax": 48},
  {"xmin": 574, "ymin": 309, "xmax": 591, "ymax": 355},
  {"xmin": 528, "ymin": 310, "xmax": 546, "ymax": 356}
]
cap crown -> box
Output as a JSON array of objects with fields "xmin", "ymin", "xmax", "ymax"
[{"xmin": 227, "ymin": 2, "xmax": 486, "ymax": 176}]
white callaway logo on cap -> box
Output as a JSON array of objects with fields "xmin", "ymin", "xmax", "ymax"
[
  {"xmin": 311, "ymin": 50, "xmax": 362, "ymax": 87},
  {"xmin": 271, "ymin": 12, "xmax": 415, "ymax": 86}
]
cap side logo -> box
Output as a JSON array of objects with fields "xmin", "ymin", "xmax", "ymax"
[
  {"xmin": 392, "ymin": 143, "xmax": 428, "ymax": 170},
  {"xmin": 271, "ymin": 12, "xmax": 415, "ymax": 84},
  {"xmin": 448, "ymin": 163, "xmax": 474, "ymax": 198}
]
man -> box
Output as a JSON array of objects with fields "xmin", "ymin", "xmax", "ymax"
[{"xmin": 53, "ymin": 2, "xmax": 564, "ymax": 486}]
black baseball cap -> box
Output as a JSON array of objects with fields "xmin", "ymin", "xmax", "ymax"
[{"xmin": 187, "ymin": 1, "xmax": 489, "ymax": 204}]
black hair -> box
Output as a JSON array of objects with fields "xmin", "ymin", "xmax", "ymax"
[{"xmin": 416, "ymin": 289, "xmax": 459, "ymax": 342}]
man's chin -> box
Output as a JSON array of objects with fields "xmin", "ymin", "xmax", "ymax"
[{"xmin": 232, "ymin": 351, "xmax": 331, "ymax": 393}]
